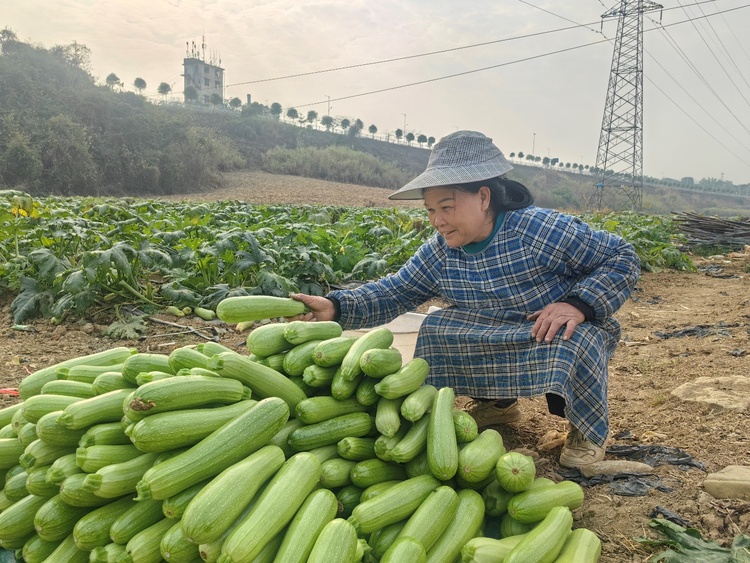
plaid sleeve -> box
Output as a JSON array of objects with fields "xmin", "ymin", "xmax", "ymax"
[
  {"xmin": 327, "ymin": 235, "xmax": 445, "ymax": 330},
  {"xmin": 510, "ymin": 209, "xmax": 640, "ymax": 320}
]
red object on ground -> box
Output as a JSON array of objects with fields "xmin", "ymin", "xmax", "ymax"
[{"xmin": 0, "ymin": 388, "xmax": 20, "ymax": 396}]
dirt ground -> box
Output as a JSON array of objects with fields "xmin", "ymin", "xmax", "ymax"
[{"xmin": 1, "ymin": 171, "xmax": 749, "ymax": 561}]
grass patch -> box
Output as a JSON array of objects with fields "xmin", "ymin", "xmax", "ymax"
[{"xmin": 260, "ymin": 145, "xmax": 413, "ymax": 189}]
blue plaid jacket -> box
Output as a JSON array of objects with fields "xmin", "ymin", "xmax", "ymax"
[{"xmin": 329, "ymin": 206, "xmax": 640, "ymax": 445}]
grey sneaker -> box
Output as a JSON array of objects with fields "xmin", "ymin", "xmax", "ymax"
[
  {"xmin": 466, "ymin": 399, "xmax": 522, "ymax": 427},
  {"xmin": 559, "ymin": 424, "xmax": 606, "ymax": 468}
]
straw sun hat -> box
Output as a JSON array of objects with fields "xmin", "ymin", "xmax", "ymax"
[{"xmin": 388, "ymin": 130, "xmax": 516, "ymax": 200}]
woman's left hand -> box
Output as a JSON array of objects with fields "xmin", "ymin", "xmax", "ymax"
[{"xmin": 527, "ymin": 302, "xmax": 585, "ymax": 343}]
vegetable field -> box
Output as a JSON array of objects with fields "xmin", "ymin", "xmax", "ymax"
[{"xmin": 1, "ymin": 191, "xmax": 693, "ymax": 326}]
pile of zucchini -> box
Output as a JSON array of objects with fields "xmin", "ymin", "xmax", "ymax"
[{"xmin": 0, "ymin": 310, "xmax": 603, "ymax": 562}]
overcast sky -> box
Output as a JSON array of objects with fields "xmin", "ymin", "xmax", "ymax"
[{"xmin": 5, "ymin": 0, "xmax": 750, "ymax": 184}]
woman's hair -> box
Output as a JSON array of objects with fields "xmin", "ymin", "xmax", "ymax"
[{"xmin": 454, "ymin": 176, "xmax": 534, "ymax": 217}]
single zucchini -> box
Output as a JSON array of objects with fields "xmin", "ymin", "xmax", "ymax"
[
  {"xmin": 162, "ymin": 478, "xmax": 209, "ymax": 519},
  {"xmin": 369, "ymin": 520, "xmax": 407, "ymax": 560},
  {"xmin": 482, "ymin": 479, "xmax": 515, "ymax": 517},
  {"xmin": 340, "ymin": 327, "xmax": 394, "ymax": 381},
  {"xmin": 109, "ymin": 498, "xmax": 164, "ymax": 545},
  {"xmin": 555, "ymin": 527, "xmax": 602, "ymax": 563},
  {"xmin": 78, "ymin": 422, "xmax": 131, "ymax": 447},
  {"xmin": 503, "ymin": 505, "xmax": 573, "ymax": 563},
  {"xmin": 320, "ymin": 457, "xmax": 357, "ymax": 488},
  {"xmin": 58, "ymin": 473, "xmax": 113, "ymax": 507},
  {"xmin": 213, "ymin": 350, "xmax": 307, "ymax": 411},
  {"xmin": 424, "ymin": 488, "xmax": 485, "ymax": 563},
  {"xmin": 120, "ymin": 353, "xmax": 175, "ymax": 384},
  {"xmin": 167, "ymin": 345, "xmax": 219, "ymax": 372},
  {"xmin": 39, "ymin": 532, "xmax": 89, "ymax": 562},
  {"xmin": 123, "ymin": 375, "xmax": 247, "ymax": 422},
  {"xmin": 72, "ymin": 496, "xmax": 137, "ymax": 551},
  {"xmin": 19, "ymin": 439, "xmax": 76, "ymax": 471},
  {"xmin": 4, "ymin": 469, "xmax": 30, "ymax": 501},
  {"xmin": 216, "ymin": 295, "xmax": 308, "ymax": 323},
  {"xmin": 284, "ymin": 320, "xmax": 342, "ymax": 344},
  {"xmin": 25, "ymin": 465, "xmax": 59, "ymax": 497},
  {"xmin": 374, "ymin": 358, "xmax": 429, "ymax": 399},
  {"xmin": 405, "ymin": 450, "xmax": 431, "ymax": 478},
  {"xmin": 396, "ymin": 485, "xmax": 459, "ymax": 552},
  {"xmin": 0, "ymin": 403, "xmax": 23, "ymax": 430},
  {"xmin": 288, "ymin": 412, "xmax": 373, "ymax": 451},
  {"xmin": 46, "ymin": 453, "xmax": 82, "ymax": 485},
  {"xmin": 348, "ymin": 474, "xmax": 440, "ymax": 534},
  {"xmin": 495, "ymin": 451, "xmax": 536, "ymax": 493},
  {"xmin": 427, "ymin": 387, "xmax": 458, "ymax": 481},
  {"xmin": 181, "ymin": 445, "xmax": 285, "ymax": 544},
  {"xmin": 336, "ymin": 484, "xmax": 362, "ymax": 518},
  {"xmin": 457, "ymin": 428, "xmax": 506, "ymax": 484},
  {"xmin": 35, "ymin": 410, "xmax": 87, "ymax": 447},
  {"xmin": 160, "ymin": 520, "xmax": 202, "ymax": 562},
  {"xmin": 0, "ymin": 493, "xmax": 49, "ymax": 547},
  {"xmin": 337, "ymin": 436, "xmax": 377, "ymax": 461},
  {"xmin": 295, "ymin": 396, "xmax": 369, "ymax": 425},
  {"xmin": 40, "ymin": 380, "xmax": 96, "ymax": 398},
  {"xmin": 390, "ymin": 413, "xmax": 431, "ymax": 464},
  {"xmin": 0, "ymin": 422, "xmax": 17, "ymax": 439},
  {"xmin": 400, "ymin": 384, "xmax": 438, "ymax": 422},
  {"xmin": 359, "ymin": 347, "xmax": 403, "ymax": 378},
  {"xmin": 33, "ymin": 494, "xmax": 95, "ymax": 541},
  {"xmin": 506, "ymin": 480, "xmax": 584, "ymax": 523},
  {"xmin": 301, "ymin": 363, "xmax": 338, "ymax": 388},
  {"xmin": 329, "ymin": 366, "xmax": 362, "ymax": 400},
  {"xmin": 20, "ymin": 394, "xmax": 82, "ymax": 424},
  {"xmin": 135, "ymin": 397, "xmax": 289, "ymax": 500},
  {"xmin": 21, "ymin": 533, "xmax": 61, "ymax": 563},
  {"xmin": 453, "ymin": 409, "xmax": 479, "ymax": 443},
  {"xmin": 312, "ymin": 336, "xmax": 357, "ymax": 367},
  {"xmin": 360, "ymin": 479, "xmax": 402, "ymax": 502},
  {"xmin": 219, "ymin": 452, "xmax": 322, "ymax": 562},
  {"xmin": 246, "ymin": 323, "xmax": 295, "ymax": 357},
  {"xmin": 274, "ymin": 488, "xmax": 339, "ymax": 563},
  {"xmin": 18, "ymin": 347, "xmax": 136, "ymax": 400},
  {"xmin": 349, "ymin": 457, "xmax": 406, "ymax": 489},
  {"xmin": 268, "ymin": 418, "xmax": 303, "ymax": 458},
  {"xmin": 374, "ymin": 426, "xmax": 408, "ymax": 462},
  {"xmin": 282, "ymin": 340, "xmax": 323, "ymax": 376},
  {"xmin": 306, "ymin": 518, "xmax": 359, "ymax": 563},
  {"xmin": 92, "ymin": 371, "xmax": 136, "ymax": 395},
  {"xmin": 381, "ymin": 536, "xmax": 426, "ymax": 563},
  {"xmin": 307, "ymin": 444, "xmax": 341, "ymax": 463},
  {"xmin": 375, "ymin": 396, "xmax": 403, "ymax": 438},
  {"xmin": 58, "ymin": 363, "xmax": 125, "ymax": 383},
  {"xmin": 56, "ymin": 388, "xmax": 134, "ymax": 430},
  {"xmin": 16, "ymin": 421, "xmax": 38, "ymax": 447},
  {"xmin": 355, "ymin": 376, "xmax": 379, "ymax": 406},
  {"xmin": 125, "ymin": 399, "xmax": 257, "ymax": 452},
  {"xmin": 0, "ymin": 438, "xmax": 26, "ymax": 469},
  {"xmin": 124, "ymin": 517, "xmax": 174, "ymax": 563},
  {"xmin": 82, "ymin": 451, "xmax": 160, "ymax": 498},
  {"xmin": 89, "ymin": 542, "xmax": 127, "ymax": 562},
  {"xmin": 75, "ymin": 444, "xmax": 142, "ymax": 473},
  {"xmin": 460, "ymin": 535, "xmax": 527, "ymax": 563}
]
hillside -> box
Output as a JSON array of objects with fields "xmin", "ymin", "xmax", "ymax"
[{"xmin": 1, "ymin": 31, "xmax": 749, "ymax": 215}]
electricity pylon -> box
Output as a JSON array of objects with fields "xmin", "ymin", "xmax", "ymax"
[{"xmin": 594, "ymin": 0, "xmax": 662, "ymax": 211}]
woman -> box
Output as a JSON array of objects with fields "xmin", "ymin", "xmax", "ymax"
[{"xmin": 292, "ymin": 130, "xmax": 640, "ymax": 468}]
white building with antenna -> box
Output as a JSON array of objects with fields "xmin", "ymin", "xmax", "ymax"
[{"xmin": 182, "ymin": 35, "xmax": 224, "ymax": 104}]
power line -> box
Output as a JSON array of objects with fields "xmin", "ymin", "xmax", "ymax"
[
  {"xmin": 291, "ymin": 4, "xmax": 750, "ymax": 109},
  {"xmin": 227, "ymin": 23, "xmax": 601, "ymax": 88},
  {"xmin": 226, "ymin": 0, "xmax": 726, "ymax": 88}
]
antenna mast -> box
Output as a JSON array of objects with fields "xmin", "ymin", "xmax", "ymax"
[{"xmin": 594, "ymin": 0, "xmax": 662, "ymax": 211}]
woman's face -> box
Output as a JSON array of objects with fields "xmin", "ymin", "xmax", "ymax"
[{"xmin": 423, "ymin": 186, "xmax": 493, "ymax": 248}]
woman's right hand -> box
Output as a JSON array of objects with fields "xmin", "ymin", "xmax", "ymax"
[{"xmin": 288, "ymin": 293, "xmax": 337, "ymax": 322}]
